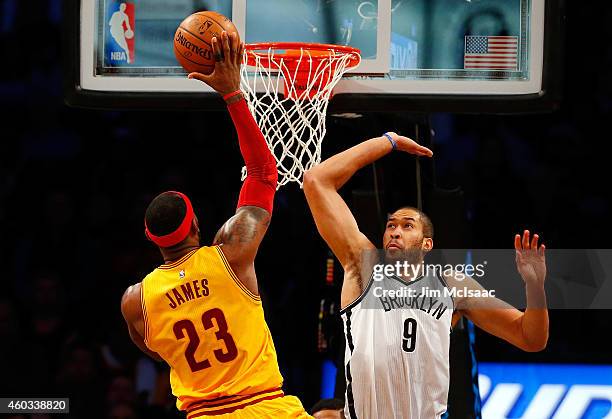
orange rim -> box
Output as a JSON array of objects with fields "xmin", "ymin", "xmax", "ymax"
[{"xmin": 244, "ymin": 42, "xmax": 361, "ymax": 69}]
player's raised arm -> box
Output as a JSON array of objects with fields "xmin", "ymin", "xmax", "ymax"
[
  {"xmin": 189, "ymin": 31, "xmax": 276, "ymax": 293},
  {"xmin": 449, "ymin": 230, "xmax": 549, "ymax": 352},
  {"xmin": 303, "ymin": 133, "xmax": 433, "ymax": 287},
  {"xmin": 303, "ymin": 133, "xmax": 433, "ymax": 267}
]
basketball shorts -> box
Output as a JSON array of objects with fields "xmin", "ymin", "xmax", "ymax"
[{"xmin": 197, "ymin": 395, "xmax": 312, "ymax": 418}]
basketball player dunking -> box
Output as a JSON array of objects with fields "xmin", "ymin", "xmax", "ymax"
[
  {"xmin": 121, "ymin": 31, "xmax": 311, "ymax": 418},
  {"xmin": 303, "ymin": 133, "xmax": 549, "ymax": 418}
]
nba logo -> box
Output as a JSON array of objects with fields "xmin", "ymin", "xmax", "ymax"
[{"xmin": 105, "ymin": 1, "xmax": 135, "ymax": 66}]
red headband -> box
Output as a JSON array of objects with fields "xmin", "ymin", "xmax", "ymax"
[{"xmin": 145, "ymin": 192, "xmax": 195, "ymax": 248}]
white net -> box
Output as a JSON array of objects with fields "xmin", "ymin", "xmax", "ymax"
[{"xmin": 240, "ymin": 45, "xmax": 360, "ymax": 187}]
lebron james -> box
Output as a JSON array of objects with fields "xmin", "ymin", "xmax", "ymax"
[{"xmin": 121, "ymin": 31, "xmax": 311, "ymax": 419}]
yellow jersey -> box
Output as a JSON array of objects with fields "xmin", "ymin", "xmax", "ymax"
[{"xmin": 141, "ymin": 246, "xmax": 284, "ymax": 417}]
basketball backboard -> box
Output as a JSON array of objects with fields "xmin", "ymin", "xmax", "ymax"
[{"xmin": 64, "ymin": 0, "xmax": 564, "ymax": 112}]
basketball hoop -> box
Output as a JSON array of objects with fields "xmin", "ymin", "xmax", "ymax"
[{"xmin": 240, "ymin": 42, "xmax": 361, "ymax": 187}]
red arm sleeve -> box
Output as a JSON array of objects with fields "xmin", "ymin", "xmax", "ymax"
[{"xmin": 227, "ymin": 96, "xmax": 278, "ymax": 213}]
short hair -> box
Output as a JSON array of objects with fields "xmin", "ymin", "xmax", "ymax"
[
  {"xmin": 390, "ymin": 206, "xmax": 434, "ymax": 238},
  {"xmin": 145, "ymin": 192, "xmax": 187, "ymax": 237},
  {"xmin": 311, "ymin": 398, "xmax": 345, "ymax": 414}
]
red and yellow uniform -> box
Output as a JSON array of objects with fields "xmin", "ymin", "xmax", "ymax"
[{"xmin": 141, "ymin": 246, "xmax": 309, "ymax": 418}]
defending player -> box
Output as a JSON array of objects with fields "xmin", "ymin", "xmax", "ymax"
[
  {"xmin": 121, "ymin": 31, "xmax": 311, "ymax": 418},
  {"xmin": 303, "ymin": 132, "xmax": 548, "ymax": 418}
]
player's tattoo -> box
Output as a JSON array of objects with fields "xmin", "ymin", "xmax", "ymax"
[
  {"xmin": 215, "ymin": 206, "xmax": 270, "ymax": 245},
  {"xmin": 230, "ymin": 218, "xmax": 257, "ymax": 243}
]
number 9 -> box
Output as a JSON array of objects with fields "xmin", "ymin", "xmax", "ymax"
[{"xmin": 402, "ymin": 318, "xmax": 417, "ymax": 353}]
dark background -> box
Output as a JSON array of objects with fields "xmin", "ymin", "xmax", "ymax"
[{"xmin": 1, "ymin": 1, "xmax": 611, "ymax": 418}]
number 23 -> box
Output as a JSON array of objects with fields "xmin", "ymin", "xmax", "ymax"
[{"xmin": 173, "ymin": 308, "xmax": 238, "ymax": 372}]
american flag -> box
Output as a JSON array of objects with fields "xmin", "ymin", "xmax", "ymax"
[{"xmin": 464, "ymin": 36, "xmax": 518, "ymax": 70}]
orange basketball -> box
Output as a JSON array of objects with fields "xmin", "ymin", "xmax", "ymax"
[{"xmin": 173, "ymin": 11, "xmax": 239, "ymax": 75}]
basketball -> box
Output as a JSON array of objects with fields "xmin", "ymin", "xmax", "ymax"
[{"xmin": 173, "ymin": 11, "xmax": 239, "ymax": 75}]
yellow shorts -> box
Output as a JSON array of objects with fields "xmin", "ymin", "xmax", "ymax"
[{"xmin": 203, "ymin": 395, "xmax": 312, "ymax": 419}]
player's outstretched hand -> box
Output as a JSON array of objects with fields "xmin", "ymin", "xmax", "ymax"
[
  {"xmin": 514, "ymin": 230, "xmax": 546, "ymax": 285},
  {"xmin": 387, "ymin": 132, "xmax": 433, "ymax": 157},
  {"xmin": 188, "ymin": 30, "xmax": 243, "ymax": 96}
]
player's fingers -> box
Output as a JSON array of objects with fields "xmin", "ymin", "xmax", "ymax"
[
  {"xmin": 531, "ymin": 234, "xmax": 539, "ymax": 251},
  {"xmin": 417, "ymin": 145, "xmax": 433, "ymax": 157},
  {"xmin": 211, "ymin": 37, "xmax": 223, "ymax": 62},
  {"xmin": 514, "ymin": 234, "xmax": 521, "ymax": 250},
  {"xmin": 539, "ymin": 244, "xmax": 546, "ymax": 258},
  {"xmin": 522, "ymin": 230, "xmax": 530, "ymax": 250},
  {"xmin": 236, "ymin": 41, "xmax": 244, "ymax": 66},
  {"xmin": 228, "ymin": 32, "xmax": 237, "ymax": 62},
  {"xmin": 225, "ymin": 32, "xmax": 233, "ymax": 62},
  {"xmin": 221, "ymin": 31, "xmax": 231, "ymax": 63},
  {"xmin": 188, "ymin": 72, "xmax": 212, "ymax": 83}
]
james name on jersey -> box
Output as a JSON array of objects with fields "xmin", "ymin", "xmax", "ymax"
[{"xmin": 165, "ymin": 277, "xmax": 210, "ymax": 309}]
